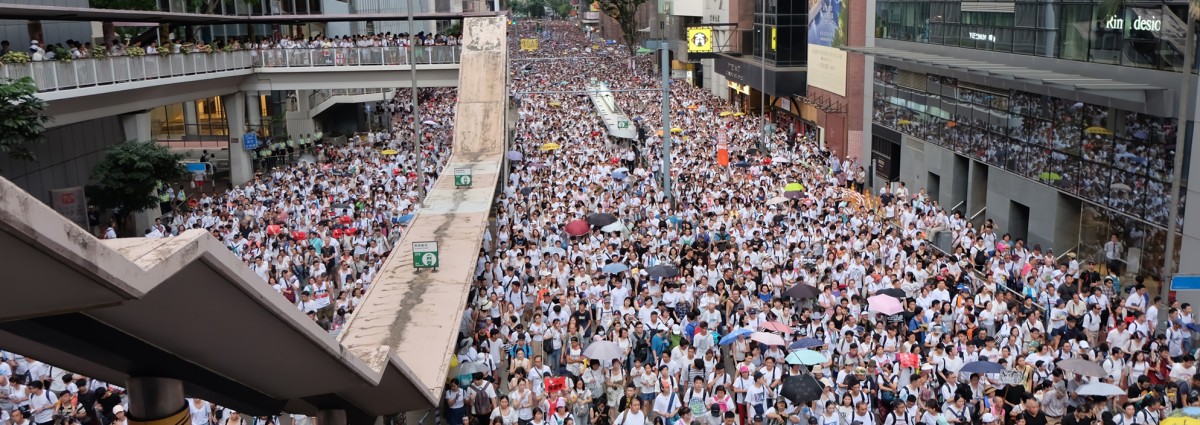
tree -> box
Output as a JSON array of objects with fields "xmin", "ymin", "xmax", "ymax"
[
  {"xmin": 0, "ymin": 77, "xmax": 52, "ymax": 165},
  {"xmin": 89, "ymin": 0, "xmax": 157, "ymax": 43},
  {"xmin": 86, "ymin": 141, "xmax": 185, "ymax": 224},
  {"xmin": 548, "ymin": 0, "xmax": 573, "ymax": 18},
  {"xmin": 596, "ymin": 0, "xmax": 650, "ymax": 56}
]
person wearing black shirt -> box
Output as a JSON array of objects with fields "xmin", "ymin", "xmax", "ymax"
[
  {"xmin": 1019, "ymin": 399, "xmax": 1048, "ymax": 425},
  {"xmin": 1061, "ymin": 404, "xmax": 1095, "ymax": 425}
]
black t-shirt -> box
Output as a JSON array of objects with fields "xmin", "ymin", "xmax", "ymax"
[
  {"xmin": 1022, "ymin": 411, "xmax": 1048, "ymax": 425},
  {"xmin": 573, "ymin": 310, "xmax": 591, "ymax": 326}
]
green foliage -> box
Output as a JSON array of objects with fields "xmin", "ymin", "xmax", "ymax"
[
  {"xmin": 596, "ymin": 0, "xmax": 649, "ymax": 55},
  {"xmin": 0, "ymin": 77, "xmax": 51, "ymax": 164},
  {"xmin": 86, "ymin": 141, "xmax": 185, "ymax": 220},
  {"xmin": 0, "ymin": 51, "xmax": 32, "ymax": 64},
  {"xmin": 510, "ymin": 0, "xmax": 547, "ymax": 17},
  {"xmin": 548, "ymin": 0, "xmax": 573, "ymax": 17}
]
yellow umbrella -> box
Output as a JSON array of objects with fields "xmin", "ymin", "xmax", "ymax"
[
  {"xmin": 1084, "ymin": 126, "xmax": 1112, "ymax": 135},
  {"xmin": 539, "ymin": 142, "xmax": 561, "ymax": 151},
  {"xmin": 784, "ymin": 182, "xmax": 805, "ymax": 192},
  {"xmin": 670, "ymin": 127, "xmax": 683, "ymax": 134},
  {"xmin": 734, "ymin": 112, "xmax": 746, "ymax": 117},
  {"xmin": 897, "ymin": 119, "xmax": 912, "ymax": 125},
  {"xmin": 719, "ymin": 111, "xmax": 733, "ymax": 117},
  {"xmin": 381, "ymin": 149, "xmax": 399, "ymax": 155},
  {"xmin": 1162, "ymin": 418, "xmax": 1200, "ymax": 425},
  {"xmin": 549, "ymin": 101, "xmax": 562, "ymax": 107},
  {"xmin": 687, "ymin": 104, "xmax": 699, "ymax": 110},
  {"xmin": 656, "ymin": 129, "xmax": 664, "ymax": 136}
]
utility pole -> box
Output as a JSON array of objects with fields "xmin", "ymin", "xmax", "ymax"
[
  {"xmin": 660, "ymin": 44, "xmax": 673, "ymax": 202},
  {"xmin": 408, "ymin": 0, "xmax": 425, "ymax": 202},
  {"xmin": 759, "ymin": 0, "xmax": 769, "ymax": 151},
  {"xmin": 1161, "ymin": 11, "xmax": 1194, "ymax": 325}
]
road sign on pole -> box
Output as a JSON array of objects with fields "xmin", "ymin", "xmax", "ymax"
[
  {"xmin": 618, "ymin": 120, "xmax": 629, "ymax": 129},
  {"xmin": 413, "ymin": 241, "xmax": 440, "ymax": 269},
  {"xmin": 454, "ymin": 167, "xmax": 473, "ymax": 187}
]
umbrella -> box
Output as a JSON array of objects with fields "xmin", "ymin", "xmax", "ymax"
[
  {"xmin": 687, "ymin": 104, "xmax": 699, "ymax": 110},
  {"xmin": 771, "ymin": 156, "xmax": 791, "ymax": 164},
  {"xmin": 583, "ymin": 341, "xmax": 624, "ymax": 361},
  {"xmin": 1163, "ymin": 408, "xmax": 1200, "ymax": 425},
  {"xmin": 1074, "ymin": 383, "xmax": 1124, "ymax": 396},
  {"xmin": 1038, "ymin": 172, "xmax": 1062, "ymax": 181},
  {"xmin": 783, "ymin": 190, "xmax": 805, "ymax": 200},
  {"xmin": 759, "ymin": 321, "xmax": 791, "ymax": 333},
  {"xmin": 733, "ymin": 161, "xmax": 751, "ymax": 168},
  {"xmin": 540, "ymin": 142, "xmax": 561, "ymax": 151},
  {"xmin": 1056, "ymin": 358, "xmax": 1106, "ymax": 377},
  {"xmin": 600, "ymin": 221, "xmax": 626, "ymax": 233},
  {"xmin": 396, "ymin": 213, "xmax": 415, "ymax": 224},
  {"xmin": 549, "ymin": 101, "xmax": 562, "ymax": 107},
  {"xmin": 507, "ymin": 150, "xmax": 524, "ymax": 161},
  {"xmin": 783, "ymin": 283, "xmax": 820, "ymax": 299},
  {"xmin": 646, "ymin": 264, "xmax": 680, "ymax": 279},
  {"xmin": 876, "ymin": 288, "xmax": 907, "ymax": 299},
  {"xmin": 734, "ymin": 112, "xmax": 746, "ymax": 117},
  {"xmin": 719, "ymin": 329, "xmax": 754, "ymax": 345},
  {"xmin": 297, "ymin": 154, "xmax": 317, "ymax": 165},
  {"xmin": 565, "ymin": 219, "xmax": 590, "ymax": 236},
  {"xmin": 867, "ymin": 294, "xmax": 904, "ymax": 315},
  {"xmin": 784, "ymin": 182, "xmax": 805, "ymax": 192},
  {"xmin": 614, "ymin": 167, "xmax": 630, "ymax": 174},
  {"xmin": 750, "ymin": 331, "xmax": 786, "ymax": 346},
  {"xmin": 450, "ymin": 361, "xmax": 489, "ymax": 376},
  {"xmin": 960, "ymin": 361, "xmax": 1003, "ymax": 374},
  {"xmin": 779, "ymin": 375, "xmax": 824, "ymax": 405},
  {"xmin": 789, "ymin": 338, "xmax": 824, "ymax": 350},
  {"xmin": 612, "ymin": 170, "xmax": 629, "ymax": 180},
  {"xmin": 670, "ymin": 127, "xmax": 683, "ymax": 133},
  {"xmin": 1111, "ymin": 183, "xmax": 1132, "ymax": 191},
  {"xmin": 542, "ymin": 246, "xmax": 566, "ymax": 257},
  {"xmin": 1084, "ymin": 126, "xmax": 1112, "ymax": 135},
  {"xmin": 897, "ymin": 119, "xmax": 912, "ymax": 125},
  {"xmin": 602, "ymin": 263, "xmax": 629, "ymax": 274},
  {"xmin": 586, "ymin": 213, "xmax": 619, "ymax": 227},
  {"xmin": 785, "ymin": 349, "xmax": 827, "ymax": 365},
  {"xmin": 381, "ymin": 149, "xmax": 399, "ymax": 155},
  {"xmin": 719, "ymin": 111, "xmax": 733, "ymax": 117},
  {"xmin": 766, "ymin": 196, "xmax": 790, "ymax": 206},
  {"xmin": 423, "ymin": 121, "xmax": 442, "ymax": 128}
]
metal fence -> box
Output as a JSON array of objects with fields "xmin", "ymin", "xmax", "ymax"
[
  {"xmin": 308, "ymin": 88, "xmax": 391, "ymax": 108},
  {"xmin": 1, "ymin": 46, "xmax": 462, "ymax": 93}
]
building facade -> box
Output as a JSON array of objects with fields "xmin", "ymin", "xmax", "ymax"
[{"xmin": 856, "ymin": 0, "xmax": 1199, "ymax": 290}]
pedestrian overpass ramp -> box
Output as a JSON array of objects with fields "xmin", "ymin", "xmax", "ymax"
[{"xmin": 0, "ymin": 16, "xmax": 506, "ymax": 425}]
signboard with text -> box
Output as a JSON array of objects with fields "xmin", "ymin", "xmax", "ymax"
[
  {"xmin": 413, "ymin": 241, "xmax": 440, "ymax": 269},
  {"xmin": 50, "ymin": 187, "xmax": 88, "ymax": 229},
  {"xmin": 807, "ymin": 0, "xmax": 849, "ymax": 96},
  {"xmin": 243, "ymin": 133, "xmax": 259, "ymax": 150},
  {"xmin": 454, "ymin": 167, "xmax": 473, "ymax": 187}
]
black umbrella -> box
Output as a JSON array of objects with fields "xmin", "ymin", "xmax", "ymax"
[
  {"xmin": 586, "ymin": 213, "xmax": 619, "ymax": 227},
  {"xmin": 783, "ymin": 190, "xmax": 805, "ymax": 200},
  {"xmin": 783, "ymin": 283, "xmax": 820, "ymax": 300},
  {"xmin": 646, "ymin": 264, "xmax": 680, "ymax": 279},
  {"xmin": 877, "ymin": 288, "xmax": 907, "ymax": 299},
  {"xmin": 780, "ymin": 374, "xmax": 824, "ymax": 405}
]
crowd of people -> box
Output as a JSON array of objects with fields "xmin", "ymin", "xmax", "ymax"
[{"xmin": 446, "ymin": 18, "xmax": 1197, "ymax": 425}]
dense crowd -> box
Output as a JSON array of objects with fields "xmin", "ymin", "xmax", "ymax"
[{"xmin": 446, "ymin": 19, "xmax": 1196, "ymax": 425}]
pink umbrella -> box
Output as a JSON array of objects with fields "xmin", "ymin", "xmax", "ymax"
[
  {"xmin": 565, "ymin": 219, "xmax": 590, "ymax": 236},
  {"xmin": 750, "ymin": 331, "xmax": 786, "ymax": 346},
  {"xmin": 867, "ymin": 294, "xmax": 904, "ymax": 315},
  {"xmin": 758, "ymin": 321, "xmax": 791, "ymax": 333}
]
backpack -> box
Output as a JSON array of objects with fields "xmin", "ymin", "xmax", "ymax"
[
  {"xmin": 634, "ymin": 334, "xmax": 650, "ymax": 360},
  {"xmin": 471, "ymin": 383, "xmax": 494, "ymax": 413}
]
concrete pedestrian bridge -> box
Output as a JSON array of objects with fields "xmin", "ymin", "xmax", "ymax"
[
  {"xmin": 5, "ymin": 47, "xmax": 462, "ymax": 127},
  {"xmin": 0, "ymin": 15, "xmax": 506, "ymax": 425}
]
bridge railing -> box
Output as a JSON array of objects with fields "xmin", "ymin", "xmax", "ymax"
[
  {"xmin": 2, "ymin": 46, "xmax": 461, "ymax": 93},
  {"xmin": 251, "ymin": 46, "xmax": 461, "ymax": 67}
]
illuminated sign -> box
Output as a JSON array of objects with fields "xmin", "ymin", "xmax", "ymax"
[
  {"xmin": 687, "ymin": 27, "xmax": 713, "ymax": 53},
  {"xmin": 968, "ymin": 32, "xmax": 995, "ymax": 42}
]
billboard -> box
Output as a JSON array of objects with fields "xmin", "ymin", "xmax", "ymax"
[
  {"xmin": 687, "ymin": 27, "xmax": 714, "ymax": 54},
  {"xmin": 807, "ymin": 0, "xmax": 848, "ymax": 96}
]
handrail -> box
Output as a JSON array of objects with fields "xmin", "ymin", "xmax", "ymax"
[
  {"xmin": 970, "ymin": 207, "xmax": 986, "ymax": 221},
  {"xmin": 950, "ymin": 201, "xmax": 964, "ymax": 213},
  {"xmin": 1, "ymin": 46, "xmax": 461, "ymax": 93}
]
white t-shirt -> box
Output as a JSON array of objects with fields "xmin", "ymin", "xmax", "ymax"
[
  {"xmin": 29, "ymin": 390, "xmax": 55, "ymax": 424},
  {"xmin": 616, "ymin": 410, "xmax": 647, "ymax": 425}
]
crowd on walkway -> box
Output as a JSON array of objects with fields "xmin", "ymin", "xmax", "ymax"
[{"xmin": 446, "ymin": 19, "xmax": 1197, "ymax": 425}]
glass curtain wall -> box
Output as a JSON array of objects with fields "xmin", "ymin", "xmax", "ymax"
[{"xmin": 872, "ymin": 63, "xmax": 1186, "ymax": 283}]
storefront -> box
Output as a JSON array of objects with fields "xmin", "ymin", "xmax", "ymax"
[{"xmin": 714, "ymin": 55, "xmax": 807, "ymax": 109}]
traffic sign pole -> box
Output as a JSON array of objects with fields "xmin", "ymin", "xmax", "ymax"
[{"xmin": 412, "ymin": 241, "xmax": 440, "ymax": 271}]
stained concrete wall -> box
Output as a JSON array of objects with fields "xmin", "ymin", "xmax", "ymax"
[{"xmin": 0, "ymin": 116, "xmax": 125, "ymax": 205}]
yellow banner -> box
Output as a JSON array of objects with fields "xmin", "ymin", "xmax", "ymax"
[
  {"xmin": 687, "ymin": 27, "xmax": 713, "ymax": 53},
  {"xmin": 771, "ymin": 27, "xmax": 777, "ymax": 50},
  {"xmin": 520, "ymin": 38, "xmax": 539, "ymax": 51}
]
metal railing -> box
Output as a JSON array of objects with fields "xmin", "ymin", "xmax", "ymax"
[
  {"xmin": 252, "ymin": 46, "xmax": 461, "ymax": 67},
  {"xmin": 2, "ymin": 46, "xmax": 461, "ymax": 93},
  {"xmin": 309, "ymin": 88, "xmax": 392, "ymax": 108}
]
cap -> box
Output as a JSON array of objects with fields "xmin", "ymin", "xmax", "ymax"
[
  {"xmin": 739, "ymin": 365, "xmax": 750, "ymax": 373},
  {"xmin": 113, "ymin": 405, "xmax": 125, "ymax": 414},
  {"xmin": 672, "ymin": 325, "xmax": 681, "ymax": 334},
  {"xmin": 753, "ymin": 415, "xmax": 764, "ymax": 423},
  {"xmin": 981, "ymin": 414, "xmax": 997, "ymax": 423}
]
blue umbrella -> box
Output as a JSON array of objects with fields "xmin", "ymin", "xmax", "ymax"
[
  {"xmin": 960, "ymin": 361, "xmax": 1003, "ymax": 374},
  {"xmin": 719, "ymin": 328, "xmax": 753, "ymax": 345},
  {"xmin": 612, "ymin": 170, "xmax": 628, "ymax": 180},
  {"xmin": 785, "ymin": 349, "xmax": 827, "ymax": 366},
  {"xmin": 396, "ymin": 214, "xmax": 415, "ymax": 224},
  {"xmin": 602, "ymin": 263, "xmax": 629, "ymax": 274},
  {"xmin": 789, "ymin": 338, "xmax": 824, "ymax": 350},
  {"xmin": 507, "ymin": 150, "xmax": 524, "ymax": 161}
]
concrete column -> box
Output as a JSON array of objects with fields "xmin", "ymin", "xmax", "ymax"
[
  {"xmin": 125, "ymin": 377, "xmax": 188, "ymax": 425},
  {"xmin": 183, "ymin": 101, "xmax": 200, "ymax": 136},
  {"xmin": 248, "ymin": 92, "xmax": 263, "ymax": 131},
  {"xmin": 120, "ymin": 111, "xmax": 152, "ymax": 142},
  {"xmin": 223, "ymin": 93, "xmax": 253, "ymax": 186},
  {"xmin": 315, "ymin": 410, "xmax": 347, "ymax": 425}
]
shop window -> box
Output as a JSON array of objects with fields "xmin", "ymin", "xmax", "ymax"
[{"xmin": 1057, "ymin": 4, "xmax": 1093, "ymax": 61}]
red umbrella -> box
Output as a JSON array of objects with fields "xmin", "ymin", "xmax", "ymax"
[
  {"xmin": 332, "ymin": 229, "xmax": 344, "ymax": 238},
  {"xmin": 267, "ymin": 224, "xmax": 282, "ymax": 235},
  {"xmin": 291, "ymin": 231, "xmax": 307, "ymax": 240},
  {"xmin": 346, "ymin": 227, "xmax": 358, "ymax": 235},
  {"xmin": 758, "ymin": 321, "xmax": 791, "ymax": 333},
  {"xmin": 565, "ymin": 219, "xmax": 589, "ymax": 236},
  {"xmin": 339, "ymin": 216, "xmax": 353, "ymax": 224}
]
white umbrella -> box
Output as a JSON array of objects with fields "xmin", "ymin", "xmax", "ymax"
[
  {"xmin": 450, "ymin": 361, "xmax": 489, "ymax": 376},
  {"xmin": 766, "ymin": 196, "xmax": 790, "ymax": 206},
  {"xmin": 583, "ymin": 341, "xmax": 624, "ymax": 361},
  {"xmin": 600, "ymin": 221, "xmax": 626, "ymax": 233},
  {"xmin": 542, "ymin": 246, "xmax": 566, "ymax": 257},
  {"xmin": 1074, "ymin": 383, "xmax": 1124, "ymax": 396}
]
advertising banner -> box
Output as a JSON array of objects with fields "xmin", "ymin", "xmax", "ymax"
[
  {"xmin": 807, "ymin": 0, "xmax": 848, "ymax": 96},
  {"xmin": 50, "ymin": 187, "xmax": 88, "ymax": 229},
  {"xmin": 520, "ymin": 38, "xmax": 539, "ymax": 51},
  {"xmin": 687, "ymin": 27, "xmax": 714, "ymax": 54}
]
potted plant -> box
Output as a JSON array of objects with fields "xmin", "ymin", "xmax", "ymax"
[
  {"xmin": 126, "ymin": 46, "xmax": 146, "ymax": 57},
  {"xmin": 0, "ymin": 51, "xmax": 32, "ymax": 64}
]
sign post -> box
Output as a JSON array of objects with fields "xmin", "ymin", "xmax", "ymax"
[
  {"xmin": 454, "ymin": 167, "xmax": 473, "ymax": 187},
  {"xmin": 242, "ymin": 133, "xmax": 259, "ymax": 150},
  {"xmin": 618, "ymin": 120, "xmax": 629, "ymax": 129},
  {"xmin": 413, "ymin": 241, "xmax": 440, "ymax": 271}
]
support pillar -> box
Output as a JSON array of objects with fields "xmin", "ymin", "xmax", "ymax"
[
  {"xmin": 125, "ymin": 377, "xmax": 189, "ymax": 425},
  {"xmin": 223, "ymin": 93, "xmax": 253, "ymax": 186},
  {"xmin": 183, "ymin": 101, "xmax": 200, "ymax": 136},
  {"xmin": 120, "ymin": 111, "xmax": 152, "ymax": 142},
  {"xmin": 315, "ymin": 410, "xmax": 347, "ymax": 425},
  {"xmin": 248, "ymin": 92, "xmax": 263, "ymax": 131}
]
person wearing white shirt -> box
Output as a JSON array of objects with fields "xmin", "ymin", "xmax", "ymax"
[{"xmin": 615, "ymin": 399, "xmax": 648, "ymax": 425}]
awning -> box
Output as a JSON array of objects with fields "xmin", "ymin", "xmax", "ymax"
[{"xmin": 844, "ymin": 46, "xmax": 1164, "ymax": 104}]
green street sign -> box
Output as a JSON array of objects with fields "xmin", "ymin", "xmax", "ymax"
[
  {"xmin": 413, "ymin": 241, "xmax": 440, "ymax": 269},
  {"xmin": 454, "ymin": 167, "xmax": 473, "ymax": 187},
  {"xmin": 618, "ymin": 121, "xmax": 630, "ymax": 129}
]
